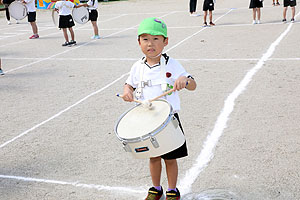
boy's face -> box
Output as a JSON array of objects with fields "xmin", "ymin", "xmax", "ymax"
[{"xmin": 138, "ymin": 34, "xmax": 168, "ymax": 59}]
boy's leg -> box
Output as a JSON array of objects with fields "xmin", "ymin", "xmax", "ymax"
[
  {"xmin": 5, "ymin": 6, "xmax": 10, "ymax": 21},
  {"xmin": 30, "ymin": 22, "xmax": 38, "ymax": 35},
  {"xmin": 291, "ymin": 7, "xmax": 296, "ymax": 19},
  {"xmin": 203, "ymin": 11, "xmax": 208, "ymax": 23},
  {"xmin": 283, "ymin": 7, "xmax": 288, "ymax": 20},
  {"xmin": 91, "ymin": 21, "xmax": 99, "ymax": 36},
  {"xmin": 257, "ymin": 8, "xmax": 261, "ymax": 20},
  {"xmin": 164, "ymin": 159, "xmax": 178, "ymax": 189},
  {"xmin": 69, "ymin": 27, "xmax": 75, "ymax": 41},
  {"xmin": 209, "ymin": 10, "xmax": 213, "ymax": 23},
  {"xmin": 62, "ymin": 28, "xmax": 69, "ymax": 42},
  {"xmin": 149, "ymin": 157, "xmax": 162, "ymax": 187},
  {"xmin": 253, "ymin": 8, "xmax": 257, "ymax": 20}
]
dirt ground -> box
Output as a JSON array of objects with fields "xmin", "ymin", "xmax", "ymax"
[{"xmin": 0, "ymin": 0, "xmax": 300, "ymax": 199}]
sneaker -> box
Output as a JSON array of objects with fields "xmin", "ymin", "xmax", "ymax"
[
  {"xmin": 282, "ymin": 19, "xmax": 287, "ymax": 23},
  {"xmin": 276, "ymin": 2, "xmax": 280, "ymax": 5},
  {"xmin": 7, "ymin": 21, "xmax": 11, "ymax": 25},
  {"xmin": 91, "ymin": 35, "xmax": 100, "ymax": 39},
  {"xmin": 257, "ymin": 20, "xmax": 261, "ymax": 24},
  {"xmin": 272, "ymin": 3, "xmax": 275, "ymax": 6},
  {"xmin": 62, "ymin": 41, "xmax": 70, "ymax": 46},
  {"xmin": 203, "ymin": 22, "xmax": 208, "ymax": 27},
  {"xmin": 209, "ymin": 22, "xmax": 215, "ymax": 26},
  {"xmin": 145, "ymin": 187, "xmax": 163, "ymax": 200},
  {"xmin": 166, "ymin": 188, "xmax": 180, "ymax": 200},
  {"xmin": 190, "ymin": 13, "xmax": 200, "ymax": 17},
  {"xmin": 0, "ymin": 69, "xmax": 4, "ymax": 75},
  {"xmin": 16, "ymin": 20, "xmax": 20, "ymax": 24},
  {"xmin": 69, "ymin": 40, "xmax": 76, "ymax": 45},
  {"xmin": 253, "ymin": 20, "xmax": 257, "ymax": 24},
  {"xmin": 291, "ymin": 18, "xmax": 295, "ymax": 23},
  {"xmin": 29, "ymin": 34, "xmax": 39, "ymax": 39}
]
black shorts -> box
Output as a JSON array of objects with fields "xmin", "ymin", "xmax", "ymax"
[
  {"xmin": 59, "ymin": 15, "xmax": 75, "ymax": 28},
  {"xmin": 27, "ymin": 12, "xmax": 36, "ymax": 22},
  {"xmin": 89, "ymin": 9, "xmax": 98, "ymax": 21},
  {"xmin": 203, "ymin": 0, "xmax": 214, "ymax": 11},
  {"xmin": 160, "ymin": 113, "xmax": 188, "ymax": 160},
  {"xmin": 284, "ymin": 0, "xmax": 297, "ymax": 7},
  {"xmin": 249, "ymin": 0, "xmax": 263, "ymax": 8}
]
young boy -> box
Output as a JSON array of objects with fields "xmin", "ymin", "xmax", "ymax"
[
  {"xmin": 282, "ymin": 0, "xmax": 297, "ymax": 23},
  {"xmin": 55, "ymin": 0, "xmax": 85, "ymax": 46},
  {"xmin": 0, "ymin": 58, "xmax": 4, "ymax": 75},
  {"xmin": 203, "ymin": 0, "xmax": 215, "ymax": 26},
  {"xmin": 122, "ymin": 17, "xmax": 197, "ymax": 200},
  {"xmin": 249, "ymin": 0, "xmax": 263, "ymax": 24},
  {"xmin": 22, "ymin": 0, "xmax": 39, "ymax": 39}
]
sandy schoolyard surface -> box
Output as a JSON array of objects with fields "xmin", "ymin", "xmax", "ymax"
[{"xmin": 0, "ymin": 0, "xmax": 300, "ymax": 199}]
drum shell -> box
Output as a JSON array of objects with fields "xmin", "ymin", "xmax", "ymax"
[
  {"xmin": 115, "ymin": 100, "xmax": 185, "ymax": 159},
  {"xmin": 8, "ymin": 1, "xmax": 27, "ymax": 20},
  {"xmin": 72, "ymin": 7, "xmax": 89, "ymax": 24}
]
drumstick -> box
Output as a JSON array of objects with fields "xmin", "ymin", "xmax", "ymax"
[
  {"xmin": 149, "ymin": 88, "xmax": 176, "ymax": 103},
  {"xmin": 116, "ymin": 94, "xmax": 143, "ymax": 104}
]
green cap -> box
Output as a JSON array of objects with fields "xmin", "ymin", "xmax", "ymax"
[{"xmin": 138, "ymin": 17, "xmax": 167, "ymax": 38}]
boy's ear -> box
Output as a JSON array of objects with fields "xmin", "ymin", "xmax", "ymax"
[{"xmin": 164, "ymin": 37, "xmax": 169, "ymax": 46}]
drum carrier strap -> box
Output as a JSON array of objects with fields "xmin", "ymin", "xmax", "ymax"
[{"xmin": 135, "ymin": 54, "xmax": 169, "ymax": 99}]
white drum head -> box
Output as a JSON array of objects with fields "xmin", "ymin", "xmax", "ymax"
[
  {"xmin": 8, "ymin": 1, "xmax": 27, "ymax": 20},
  {"xmin": 116, "ymin": 100, "xmax": 171, "ymax": 139},
  {"xmin": 72, "ymin": 7, "xmax": 89, "ymax": 24}
]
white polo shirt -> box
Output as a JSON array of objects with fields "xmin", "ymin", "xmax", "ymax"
[
  {"xmin": 24, "ymin": 0, "xmax": 36, "ymax": 12},
  {"xmin": 55, "ymin": 0, "xmax": 75, "ymax": 16},
  {"xmin": 126, "ymin": 54, "xmax": 190, "ymax": 112},
  {"xmin": 87, "ymin": 0, "xmax": 98, "ymax": 10}
]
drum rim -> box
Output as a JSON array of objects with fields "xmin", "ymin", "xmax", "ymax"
[
  {"xmin": 72, "ymin": 7, "xmax": 89, "ymax": 24},
  {"xmin": 114, "ymin": 99, "xmax": 173, "ymax": 143},
  {"xmin": 8, "ymin": 1, "xmax": 28, "ymax": 20}
]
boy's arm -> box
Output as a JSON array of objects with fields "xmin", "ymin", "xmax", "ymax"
[
  {"xmin": 122, "ymin": 84, "xmax": 135, "ymax": 102},
  {"xmin": 174, "ymin": 76, "xmax": 196, "ymax": 91},
  {"xmin": 74, "ymin": 4, "xmax": 88, "ymax": 8}
]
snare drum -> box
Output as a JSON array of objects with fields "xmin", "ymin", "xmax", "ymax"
[
  {"xmin": 72, "ymin": 7, "xmax": 89, "ymax": 24},
  {"xmin": 8, "ymin": 1, "xmax": 27, "ymax": 20},
  {"xmin": 114, "ymin": 99, "xmax": 185, "ymax": 159}
]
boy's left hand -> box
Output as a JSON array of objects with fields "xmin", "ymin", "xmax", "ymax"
[{"xmin": 173, "ymin": 76, "xmax": 189, "ymax": 91}]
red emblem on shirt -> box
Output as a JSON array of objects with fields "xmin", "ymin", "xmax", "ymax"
[{"xmin": 166, "ymin": 72, "xmax": 172, "ymax": 78}]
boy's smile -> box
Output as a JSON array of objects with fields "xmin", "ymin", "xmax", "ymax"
[{"xmin": 138, "ymin": 34, "xmax": 168, "ymax": 64}]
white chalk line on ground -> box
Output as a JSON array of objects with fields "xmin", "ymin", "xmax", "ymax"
[
  {"xmin": 0, "ymin": 174, "xmax": 145, "ymax": 194},
  {"xmin": 2, "ymin": 57, "xmax": 300, "ymax": 61},
  {"xmin": 178, "ymin": 12, "xmax": 299, "ymax": 196},
  {"xmin": 0, "ymin": 72, "xmax": 129, "ymax": 149}
]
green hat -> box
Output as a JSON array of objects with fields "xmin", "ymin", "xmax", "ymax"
[{"xmin": 138, "ymin": 17, "xmax": 167, "ymax": 38}]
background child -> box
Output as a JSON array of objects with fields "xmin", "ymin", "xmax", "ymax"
[
  {"xmin": 1, "ymin": 0, "xmax": 13, "ymax": 25},
  {"xmin": 122, "ymin": 17, "xmax": 196, "ymax": 200},
  {"xmin": 22, "ymin": 0, "xmax": 39, "ymax": 39},
  {"xmin": 189, "ymin": 0, "xmax": 200, "ymax": 16},
  {"xmin": 54, "ymin": 0, "xmax": 85, "ymax": 46},
  {"xmin": 283, "ymin": 0, "xmax": 296, "ymax": 23},
  {"xmin": 86, "ymin": 0, "xmax": 100, "ymax": 39},
  {"xmin": 203, "ymin": 0, "xmax": 215, "ymax": 26},
  {"xmin": 249, "ymin": 0, "xmax": 263, "ymax": 24}
]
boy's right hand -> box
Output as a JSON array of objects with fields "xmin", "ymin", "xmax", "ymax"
[{"xmin": 122, "ymin": 84, "xmax": 134, "ymax": 102}]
